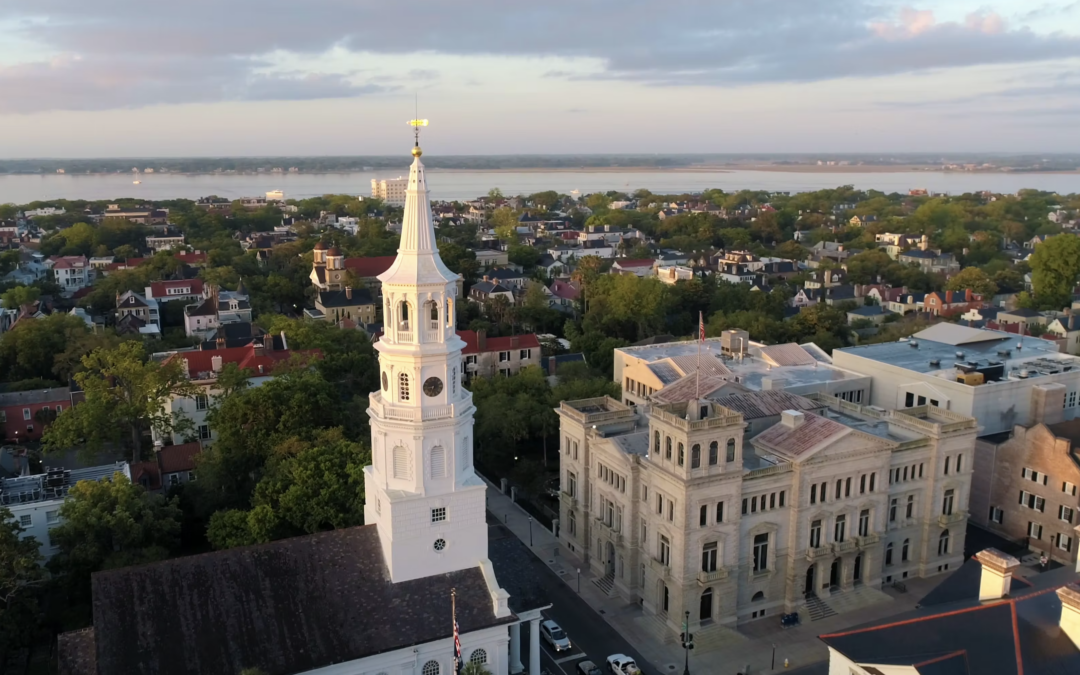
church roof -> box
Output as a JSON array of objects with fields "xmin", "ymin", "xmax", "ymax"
[{"xmin": 72, "ymin": 525, "xmax": 514, "ymax": 675}]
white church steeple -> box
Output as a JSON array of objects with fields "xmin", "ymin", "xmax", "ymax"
[{"xmin": 363, "ymin": 122, "xmax": 487, "ymax": 584}]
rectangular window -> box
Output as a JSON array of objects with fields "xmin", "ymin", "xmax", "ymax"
[
  {"xmin": 657, "ymin": 494, "xmax": 663, "ymax": 515},
  {"xmin": 919, "ymin": 464, "xmax": 924, "ymax": 478},
  {"xmin": 22, "ymin": 408, "xmax": 30, "ymax": 421},
  {"xmin": 568, "ymin": 472, "xmax": 577, "ymax": 497},
  {"xmin": 169, "ymin": 473, "xmax": 181, "ymax": 486},
  {"xmin": 779, "ymin": 491, "xmax": 786, "ymax": 508},
  {"xmin": 742, "ymin": 498, "xmax": 748, "ymax": 515},
  {"xmin": 198, "ymin": 424, "xmax": 211, "ymax": 439},
  {"xmin": 1059, "ymin": 534, "xmax": 1073, "ymax": 552},
  {"xmin": 751, "ymin": 496, "xmax": 758, "ymax": 513},
  {"xmin": 870, "ymin": 473, "xmax": 876, "ymax": 492},
  {"xmin": 1028, "ymin": 522, "xmax": 1043, "ymax": 539},
  {"xmin": 45, "ymin": 510, "xmax": 59, "ymax": 525},
  {"xmin": 845, "ymin": 477, "xmax": 851, "ymax": 498},
  {"xmin": 860, "ymin": 474, "xmax": 866, "ymax": 494},
  {"xmin": 700, "ymin": 504, "xmax": 708, "ymax": 527},
  {"xmin": 716, "ymin": 501, "xmax": 724, "ymax": 523},
  {"xmin": 573, "ymin": 441, "xmax": 578, "ymax": 460},
  {"xmin": 1065, "ymin": 481, "xmax": 1078, "ymax": 497},
  {"xmin": 726, "ymin": 442, "xmax": 736, "ymax": 463},
  {"xmin": 810, "ymin": 520, "xmax": 822, "ymax": 548},
  {"xmin": 431, "ymin": 507, "xmax": 447, "ymax": 523},
  {"xmin": 498, "ymin": 351, "xmax": 510, "ymax": 362},
  {"xmin": 195, "ymin": 394, "xmax": 209, "ymax": 411},
  {"xmin": 944, "ymin": 456, "xmax": 950, "ymax": 475},
  {"xmin": 701, "ymin": 542, "xmax": 718, "ymax": 573},
  {"xmin": 1037, "ymin": 496, "xmax": 1046, "ymax": 513},
  {"xmin": 659, "ymin": 535, "xmax": 671, "ymax": 565},
  {"xmin": 752, "ymin": 533, "xmax": 769, "ymax": 572},
  {"xmin": 1060, "ymin": 505, "xmax": 1074, "ymax": 524},
  {"xmin": 834, "ymin": 515, "xmax": 847, "ymax": 543},
  {"xmin": 19, "ymin": 514, "xmax": 31, "ymax": 527},
  {"xmin": 917, "ymin": 395, "xmax": 926, "ymax": 406},
  {"xmin": 889, "ymin": 498, "xmax": 897, "ymax": 523},
  {"xmin": 810, "ymin": 483, "xmax": 817, "ymax": 505},
  {"xmin": 519, "ymin": 349, "xmax": 531, "ymax": 360},
  {"xmin": 956, "ymin": 454, "xmax": 963, "ymax": 472},
  {"xmin": 858, "ymin": 509, "xmax": 869, "ymax": 537},
  {"xmin": 668, "ymin": 500, "xmax": 674, "ymax": 522},
  {"xmin": 989, "ymin": 506, "xmax": 1003, "ymax": 524},
  {"xmin": 942, "ymin": 489, "xmax": 954, "ymax": 516},
  {"xmin": 835, "ymin": 479, "xmax": 842, "ymax": 500},
  {"xmin": 905, "ymin": 392, "xmax": 915, "ymax": 407},
  {"xmin": 642, "ymin": 485, "xmax": 648, "ymax": 502}
]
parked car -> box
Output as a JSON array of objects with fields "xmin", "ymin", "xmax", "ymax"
[
  {"xmin": 607, "ymin": 654, "xmax": 641, "ymax": 674},
  {"xmin": 540, "ymin": 619, "xmax": 571, "ymax": 652},
  {"xmin": 577, "ymin": 660, "xmax": 603, "ymax": 675}
]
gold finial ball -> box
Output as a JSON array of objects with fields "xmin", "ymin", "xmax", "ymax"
[{"xmin": 412, "ymin": 145, "xmax": 423, "ymax": 157}]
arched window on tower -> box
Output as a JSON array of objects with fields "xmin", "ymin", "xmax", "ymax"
[
  {"xmin": 427, "ymin": 300, "xmax": 439, "ymax": 330},
  {"xmin": 393, "ymin": 445, "xmax": 410, "ymax": 480},
  {"xmin": 399, "ymin": 372, "xmax": 411, "ymax": 401},
  {"xmin": 430, "ymin": 445, "xmax": 446, "ymax": 479},
  {"xmin": 398, "ymin": 301, "xmax": 411, "ymax": 331},
  {"xmin": 446, "ymin": 298, "xmax": 454, "ymax": 328}
]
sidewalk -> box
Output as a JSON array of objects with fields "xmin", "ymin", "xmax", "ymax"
[{"xmin": 485, "ymin": 479, "xmax": 948, "ymax": 675}]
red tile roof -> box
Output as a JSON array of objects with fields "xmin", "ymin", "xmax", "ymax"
[
  {"xmin": 164, "ymin": 343, "xmax": 320, "ymax": 380},
  {"xmin": 158, "ymin": 442, "xmax": 201, "ymax": 474},
  {"xmin": 130, "ymin": 461, "xmax": 162, "ymax": 491},
  {"xmin": 344, "ymin": 256, "xmax": 396, "ymax": 277},
  {"xmin": 149, "ymin": 279, "xmax": 204, "ymax": 298},
  {"xmin": 457, "ymin": 330, "xmax": 540, "ymax": 355},
  {"xmin": 50, "ymin": 255, "xmax": 87, "ymax": 269},
  {"xmin": 549, "ymin": 280, "xmax": 580, "ymax": 301}
]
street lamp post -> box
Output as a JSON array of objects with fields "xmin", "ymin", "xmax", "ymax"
[
  {"xmin": 681, "ymin": 610, "xmax": 692, "ymax": 675},
  {"xmin": 528, "ymin": 516, "xmax": 534, "ymax": 546},
  {"xmin": 771, "ymin": 643, "xmax": 776, "ymax": 670},
  {"xmin": 576, "ymin": 568, "xmax": 581, "ymax": 592}
]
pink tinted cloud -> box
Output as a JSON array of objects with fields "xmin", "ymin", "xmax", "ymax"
[{"xmin": 872, "ymin": 7, "xmax": 1006, "ymax": 41}]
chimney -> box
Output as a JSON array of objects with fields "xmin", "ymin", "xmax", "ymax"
[
  {"xmin": 974, "ymin": 548, "xmax": 1021, "ymax": 601},
  {"xmin": 181, "ymin": 358, "xmax": 190, "ymax": 379},
  {"xmin": 280, "ymin": 330, "xmax": 288, "ymax": 351},
  {"xmin": 215, "ymin": 335, "xmax": 225, "ymax": 349},
  {"xmin": 824, "ymin": 269, "xmax": 832, "ymax": 285},
  {"xmin": 780, "ymin": 410, "xmax": 805, "ymax": 429},
  {"xmin": 1032, "ymin": 383, "xmax": 1067, "ymax": 426},
  {"xmin": 345, "ymin": 286, "xmax": 352, "ymax": 300},
  {"xmin": 477, "ymin": 330, "xmax": 487, "ymax": 352},
  {"xmin": 1057, "ymin": 584, "xmax": 1080, "ymax": 649},
  {"xmin": 211, "ymin": 355, "xmax": 223, "ymax": 373},
  {"xmin": 511, "ymin": 335, "xmax": 520, "ymax": 349}
]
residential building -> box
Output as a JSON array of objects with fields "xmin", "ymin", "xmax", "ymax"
[
  {"xmin": 611, "ymin": 259, "xmax": 655, "ymax": 277},
  {"xmin": 1, "ymin": 462, "xmax": 130, "ymax": 558},
  {"xmin": 468, "ymin": 280, "xmax": 515, "ymax": 309},
  {"xmin": 314, "ymin": 286, "xmax": 377, "ymax": 324},
  {"xmin": 922, "ymin": 288, "xmax": 984, "ymax": 317},
  {"xmin": 475, "ymin": 248, "xmax": 510, "ymax": 267},
  {"xmin": 833, "ymin": 323, "xmax": 1080, "ymax": 435},
  {"xmin": 616, "ymin": 332, "xmax": 870, "ymax": 408},
  {"xmin": 371, "ymin": 176, "xmax": 408, "ymax": 205},
  {"xmin": 47, "ymin": 255, "xmax": 90, "ymax": 291},
  {"xmin": 847, "ymin": 305, "xmax": 894, "ymax": 325},
  {"xmin": 549, "ymin": 279, "xmax": 580, "ymax": 313},
  {"xmin": 1046, "ymin": 313, "xmax": 1080, "ymax": 354},
  {"xmin": 897, "ymin": 249, "xmax": 961, "ymax": 275},
  {"xmin": 456, "ymin": 330, "xmax": 541, "ymax": 380},
  {"xmin": 556, "ymin": 393, "xmax": 976, "ymax": 632},
  {"xmin": 115, "ymin": 290, "xmax": 161, "ymax": 336},
  {"xmin": 131, "ymin": 441, "xmax": 203, "ymax": 491},
  {"xmin": 820, "ymin": 550, "xmax": 1080, "ymax": 674},
  {"xmin": 657, "ymin": 265, "xmax": 694, "ymax": 285},
  {"xmin": 483, "ymin": 267, "xmax": 528, "ymax": 290},
  {"xmin": 145, "ymin": 278, "xmax": 204, "ymax": 304},
  {"xmin": 0, "ymin": 387, "xmax": 74, "ymax": 441},
  {"xmin": 998, "ymin": 307, "xmax": 1047, "ymax": 332},
  {"xmin": 145, "ymin": 232, "xmax": 186, "ymax": 251},
  {"xmin": 100, "ymin": 205, "xmax": 168, "ymax": 224},
  {"xmin": 973, "ymin": 394, "xmax": 1080, "ymax": 566}
]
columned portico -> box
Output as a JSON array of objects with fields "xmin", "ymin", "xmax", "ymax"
[
  {"xmin": 528, "ymin": 618, "xmax": 541, "ymax": 675},
  {"xmin": 509, "ymin": 623, "xmax": 523, "ymax": 674}
]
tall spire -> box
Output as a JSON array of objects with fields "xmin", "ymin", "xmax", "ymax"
[{"xmin": 380, "ymin": 119, "xmax": 457, "ymax": 285}]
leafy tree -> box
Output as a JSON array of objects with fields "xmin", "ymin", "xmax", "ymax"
[
  {"xmin": 945, "ymin": 267, "xmax": 998, "ymax": 296},
  {"xmin": 1030, "ymin": 234, "xmax": 1080, "ymax": 309},
  {"xmin": 1, "ymin": 285, "xmax": 40, "ymax": 310},
  {"xmin": 528, "ymin": 190, "xmax": 560, "ymax": 211},
  {"xmin": 0, "ymin": 508, "xmax": 44, "ymax": 655},
  {"xmin": 43, "ymin": 342, "xmax": 199, "ymax": 464},
  {"xmin": 508, "ymin": 244, "xmax": 541, "ymax": 269},
  {"xmin": 491, "ymin": 207, "xmax": 519, "ymax": 242},
  {"xmin": 0, "ymin": 313, "xmax": 91, "ymax": 382},
  {"xmin": 48, "ymin": 473, "xmax": 181, "ymax": 595},
  {"xmin": 487, "ymin": 188, "xmax": 503, "ymax": 200}
]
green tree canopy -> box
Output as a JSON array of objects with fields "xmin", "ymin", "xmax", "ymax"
[
  {"xmin": 944, "ymin": 267, "xmax": 998, "ymax": 296},
  {"xmin": 1030, "ymin": 234, "xmax": 1080, "ymax": 309},
  {"xmin": 1, "ymin": 285, "xmax": 40, "ymax": 310},
  {"xmin": 0, "ymin": 507, "xmax": 44, "ymax": 655}
]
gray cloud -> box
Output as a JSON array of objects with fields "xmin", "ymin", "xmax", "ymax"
[{"xmin": 2, "ymin": 1, "xmax": 1079, "ymax": 112}]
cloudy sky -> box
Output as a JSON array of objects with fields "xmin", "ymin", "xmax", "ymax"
[{"xmin": 1, "ymin": 0, "xmax": 1079, "ymax": 157}]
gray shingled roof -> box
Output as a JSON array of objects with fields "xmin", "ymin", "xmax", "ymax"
[{"xmin": 83, "ymin": 525, "xmax": 514, "ymax": 675}]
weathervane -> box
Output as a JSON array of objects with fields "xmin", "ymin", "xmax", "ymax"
[{"xmin": 407, "ymin": 117, "xmax": 428, "ymax": 157}]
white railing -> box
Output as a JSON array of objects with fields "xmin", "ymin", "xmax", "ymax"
[
  {"xmin": 396, "ymin": 331, "xmax": 414, "ymax": 343},
  {"xmin": 424, "ymin": 330, "xmax": 441, "ymax": 343}
]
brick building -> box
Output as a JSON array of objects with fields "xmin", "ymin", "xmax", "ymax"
[{"xmin": 0, "ymin": 387, "xmax": 74, "ymax": 441}]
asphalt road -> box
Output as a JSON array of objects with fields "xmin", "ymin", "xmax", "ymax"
[{"xmin": 518, "ymin": 554, "xmax": 658, "ymax": 675}]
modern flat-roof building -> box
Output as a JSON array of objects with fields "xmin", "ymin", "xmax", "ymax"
[
  {"xmin": 616, "ymin": 331, "xmax": 871, "ymax": 408},
  {"xmin": 832, "ymin": 323, "xmax": 1080, "ymax": 436},
  {"xmin": 556, "ymin": 392, "xmax": 976, "ymax": 633},
  {"xmin": 0, "ymin": 462, "xmax": 130, "ymax": 557}
]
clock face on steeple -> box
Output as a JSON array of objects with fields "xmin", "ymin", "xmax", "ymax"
[{"xmin": 423, "ymin": 377, "xmax": 443, "ymax": 397}]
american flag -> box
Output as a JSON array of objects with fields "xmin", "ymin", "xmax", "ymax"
[
  {"xmin": 453, "ymin": 615, "xmax": 463, "ymax": 673},
  {"xmin": 699, "ymin": 311, "xmax": 705, "ymax": 342}
]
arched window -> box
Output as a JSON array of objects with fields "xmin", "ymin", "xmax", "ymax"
[
  {"xmin": 901, "ymin": 538, "xmax": 910, "ymax": 562},
  {"xmin": 393, "ymin": 445, "xmax": 409, "ymax": 480},
  {"xmin": 469, "ymin": 648, "xmax": 488, "ymax": 665},
  {"xmin": 885, "ymin": 541, "xmax": 894, "ymax": 565},
  {"xmin": 665, "ymin": 437, "xmax": 672, "ymax": 460},
  {"xmin": 726, "ymin": 438, "xmax": 737, "ymax": 462},
  {"xmin": 430, "ymin": 445, "xmax": 446, "ymax": 478},
  {"xmin": 398, "ymin": 300, "xmax": 411, "ymax": 330},
  {"xmin": 938, "ymin": 529, "xmax": 950, "ymax": 556},
  {"xmin": 427, "ymin": 300, "xmax": 439, "ymax": 330},
  {"xmin": 399, "ymin": 372, "xmax": 411, "ymax": 401},
  {"xmin": 446, "ymin": 298, "xmax": 454, "ymax": 327},
  {"xmin": 708, "ymin": 441, "xmax": 718, "ymax": 465},
  {"xmin": 422, "ymin": 660, "xmax": 441, "ymax": 675},
  {"xmin": 751, "ymin": 591, "xmax": 765, "ymax": 602},
  {"xmin": 677, "ymin": 442, "xmax": 684, "ymax": 466},
  {"xmin": 691, "ymin": 444, "xmax": 701, "ymax": 469},
  {"xmin": 654, "ymin": 431, "xmax": 660, "ymax": 455}
]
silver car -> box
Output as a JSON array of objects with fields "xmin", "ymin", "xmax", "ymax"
[{"xmin": 540, "ymin": 619, "xmax": 571, "ymax": 652}]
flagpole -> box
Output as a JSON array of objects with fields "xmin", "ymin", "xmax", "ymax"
[{"xmin": 696, "ymin": 311, "xmax": 702, "ymax": 400}]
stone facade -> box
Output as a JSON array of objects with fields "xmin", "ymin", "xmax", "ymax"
[{"xmin": 556, "ymin": 394, "xmax": 977, "ymax": 632}]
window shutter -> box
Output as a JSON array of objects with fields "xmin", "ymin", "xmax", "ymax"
[
  {"xmin": 430, "ymin": 446, "xmax": 446, "ymax": 478},
  {"xmin": 393, "ymin": 445, "xmax": 409, "ymax": 479}
]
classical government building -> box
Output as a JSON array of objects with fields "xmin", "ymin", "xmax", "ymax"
[
  {"xmin": 557, "ymin": 389, "xmax": 977, "ymax": 631},
  {"xmin": 59, "ymin": 138, "xmax": 548, "ymax": 675}
]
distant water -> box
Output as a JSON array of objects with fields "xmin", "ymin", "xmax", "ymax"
[{"xmin": 1, "ymin": 169, "xmax": 1078, "ymax": 204}]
